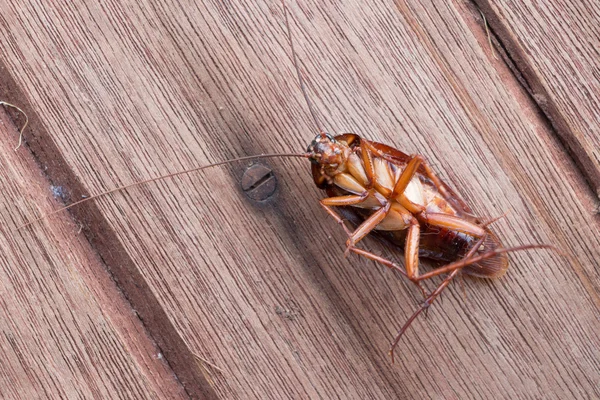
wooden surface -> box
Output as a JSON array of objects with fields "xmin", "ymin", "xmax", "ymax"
[
  {"xmin": 0, "ymin": 0, "xmax": 599, "ymax": 398},
  {"xmin": 475, "ymin": 0, "xmax": 600, "ymax": 199},
  {"xmin": 0, "ymin": 112, "xmax": 186, "ymax": 398}
]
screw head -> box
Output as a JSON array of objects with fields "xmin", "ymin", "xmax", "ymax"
[{"xmin": 241, "ymin": 163, "xmax": 277, "ymax": 201}]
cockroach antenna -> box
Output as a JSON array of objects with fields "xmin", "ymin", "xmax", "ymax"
[
  {"xmin": 15, "ymin": 153, "xmax": 308, "ymax": 231},
  {"xmin": 281, "ymin": 0, "xmax": 325, "ymax": 134}
]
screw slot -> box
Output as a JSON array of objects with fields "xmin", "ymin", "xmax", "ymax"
[{"xmin": 241, "ymin": 164, "xmax": 277, "ymax": 201}]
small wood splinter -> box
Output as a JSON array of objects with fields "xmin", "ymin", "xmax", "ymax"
[{"xmin": 0, "ymin": 101, "xmax": 29, "ymax": 150}]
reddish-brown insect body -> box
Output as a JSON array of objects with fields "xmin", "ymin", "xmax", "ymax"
[{"xmin": 308, "ymin": 132, "xmax": 508, "ymax": 279}]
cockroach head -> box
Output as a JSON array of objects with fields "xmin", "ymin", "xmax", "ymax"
[{"xmin": 306, "ymin": 132, "xmax": 346, "ymax": 167}]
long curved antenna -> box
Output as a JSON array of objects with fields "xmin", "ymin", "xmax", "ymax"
[
  {"xmin": 281, "ymin": 0, "xmax": 325, "ymax": 133},
  {"xmin": 16, "ymin": 153, "xmax": 308, "ymax": 231}
]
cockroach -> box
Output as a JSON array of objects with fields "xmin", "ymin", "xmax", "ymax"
[{"xmin": 14, "ymin": 0, "xmax": 556, "ymax": 363}]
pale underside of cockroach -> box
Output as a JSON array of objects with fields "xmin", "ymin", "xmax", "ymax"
[{"xmin": 309, "ymin": 132, "xmax": 509, "ymax": 276}]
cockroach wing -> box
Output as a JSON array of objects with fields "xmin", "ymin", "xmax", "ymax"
[{"xmin": 462, "ymin": 229, "xmax": 509, "ymax": 278}]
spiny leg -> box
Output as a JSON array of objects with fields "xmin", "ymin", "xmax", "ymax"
[
  {"xmin": 364, "ymin": 148, "xmax": 449, "ymax": 202},
  {"xmin": 418, "ymin": 158, "xmax": 452, "ymax": 200},
  {"xmin": 321, "ymin": 198, "xmax": 427, "ymax": 296},
  {"xmin": 388, "ymin": 234, "xmax": 487, "ymax": 363},
  {"xmin": 319, "ymin": 190, "xmax": 385, "ymax": 248},
  {"xmin": 400, "ymin": 217, "xmax": 428, "ymax": 299},
  {"xmin": 320, "ymin": 144, "xmax": 436, "ymax": 253},
  {"xmin": 391, "ymin": 154, "xmax": 426, "ymax": 197},
  {"xmin": 318, "ymin": 151, "xmax": 442, "ymax": 297},
  {"xmin": 343, "ymin": 150, "xmax": 432, "ymax": 250},
  {"xmin": 344, "ymin": 203, "xmax": 391, "ymax": 252},
  {"xmin": 348, "ymin": 246, "xmax": 427, "ymax": 298},
  {"xmin": 347, "ymin": 247, "xmax": 407, "ymax": 276},
  {"xmin": 387, "ymin": 152, "xmax": 467, "ymax": 214},
  {"xmin": 413, "ymin": 243, "xmax": 557, "ymax": 281},
  {"xmin": 389, "ymin": 267, "xmax": 462, "ymax": 364},
  {"xmin": 318, "ymin": 147, "xmax": 490, "ymax": 301},
  {"xmin": 323, "ymin": 201, "xmax": 493, "ymax": 301},
  {"xmin": 342, "ymin": 207, "xmax": 430, "ymax": 299},
  {"xmin": 389, "ymin": 236, "xmax": 563, "ymax": 357},
  {"xmin": 319, "ymin": 202, "xmax": 353, "ymax": 237},
  {"xmin": 393, "ymin": 212, "xmax": 485, "ymax": 299}
]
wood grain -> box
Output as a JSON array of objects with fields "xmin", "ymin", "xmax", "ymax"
[
  {"xmin": 1, "ymin": 0, "xmax": 599, "ymax": 398},
  {"xmin": 0, "ymin": 110, "xmax": 186, "ymax": 398},
  {"xmin": 475, "ymin": 0, "xmax": 600, "ymax": 200}
]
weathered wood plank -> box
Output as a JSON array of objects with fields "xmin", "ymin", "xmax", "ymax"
[
  {"xmin": 0, "ymin": 110, "xmax": 186, "ymax": 399},
  {"xmin": 1, "ymin": 0, "xmax": 599, "ymax": 398},
  {"xmin": 475, "ymin": 0, "xmax": 600, "ymax": 200}
]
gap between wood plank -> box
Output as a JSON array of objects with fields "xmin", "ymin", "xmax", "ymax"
[
  {"xmin": 470, "ymin": 0, "xmax": 600, "ymax": 207},
  {"xmin": 0, "ymin": 59, "xmax": 215, "ymax": 400},
  {"xmin": 459, "ymin": 0, "xmax": 600, "ymax": 310}
]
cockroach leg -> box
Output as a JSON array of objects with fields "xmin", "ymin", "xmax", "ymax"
[
  {"xmin": 391, "ymin": 155, "xmax": 426, "ymax": 197},
  {"xmin": 480, "ymin": 210, "xmax": 510, "ymax": 227},
  {"xmin": 423, "ymin": 213, "xmax": 486, "ymax": 237},
  {"xmin": 388, "ymin": 151, "xmax": 465, "ymax": 214},
  {"xmin": 319, "ymin": 191, "xmax": 379, "ymax": 251},
  {"xmin": 403, "ymin": 218, "xmax": 420, "ymax": 280},
  {"xmin": 418, "ymin": 159, "xmax": 451, "ymax": 200},
  {"xmin": 389, "ymin": 235, "xmax": 487, "ymax": 363},
  {"xmin": 363, "ymin": 142, "xmax": 444, "ymax": 201},
  {"xmin": 319, "ymin": 149, "xmax": 480, "ymax": 298},
  {"xmin": 340, "ymin": 145, "xmax": 422, "ymax": 250},
  {"xmin": 344, "ymin": 203, "xmax": 391, "ymax": 251},
  {"xmin": 388, "ymin": 241, "xmax": 556, "ymax": 361},
  {"xmin": 389, "ymin": 267, "xmax": 463, "ymax": 364},
  {"xmin": 414, "ymin": 243, "xmax": 556, "ymax": 281},
  {"xmin": 320, "ymin": 192, "xmax": 429, "ymax": 296},
  {"xmin": 346, "ymin": 247, "xmax": 427, "ymax": 298},
  {"xmin": 320, "ymin": 193, "xmax": 370, "ymax": 207},
  {"xmin": 359, "ymin": 142, "xmax": 376, "ymax": 188},
  {"xmin": 347, "ymin": 247, "xmax": 406, "ymax": 276},
  {"xmin": 319, "ymin": 202, "xmax": 353, "ymax": 237},
  {"xmin": 321, "ymin": 196, "xmax": 428, "ymax": 297}
]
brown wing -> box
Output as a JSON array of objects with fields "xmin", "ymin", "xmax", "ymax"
[{"xmin": 462, "ymin": 229, "xmax": 509, "ymax": 278}]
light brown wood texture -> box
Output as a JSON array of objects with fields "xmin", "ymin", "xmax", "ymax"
[
  {"xmin": 475, "ymin": 0, "xmax": 600, "ymax": 199},
  {"xmin": 0, "ymin": 111, "xmax": 186, "ymax": 398},
  {"xmin": 1, "ymin": 0, "xmax": 599, "ymax": 398}
]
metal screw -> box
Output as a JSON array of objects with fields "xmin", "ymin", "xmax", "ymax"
[{"xmin": 241, "ymin": 163, "xmax": 277, "ymax": 201}]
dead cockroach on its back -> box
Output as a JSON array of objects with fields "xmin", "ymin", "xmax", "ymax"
[{"xmin": 13, "ymin": 0, "xmax": 557, "ymax": 363}]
